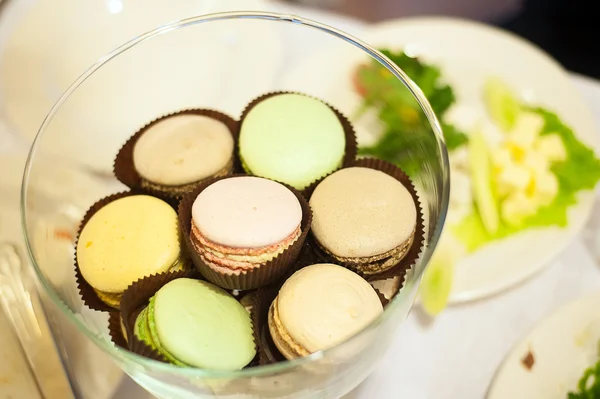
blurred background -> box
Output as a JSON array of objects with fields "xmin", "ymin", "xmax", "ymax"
[{"xmin": 287, "ymin": 0, "xmax": 600, "ymax": 79}]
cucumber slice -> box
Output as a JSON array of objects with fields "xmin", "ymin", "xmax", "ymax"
[
  {"xmin": 421, "ymin": 242, "xmax": 455, "ymax": 316},
  {"xmin": 469, "ymin": 132, "xmax": 500, "ymax": 234},
  {"xmin": 484, "ymin": 77, "xmax": 520, "ymax": 132}
]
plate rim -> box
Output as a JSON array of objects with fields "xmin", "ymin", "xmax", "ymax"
[
  {"xmin": 363, "ymin": 15, "xmax": 569, "ymax": 74},
  {"xmin": 486, "ymin": 290, "xmax": 600, "ymax": 398}
]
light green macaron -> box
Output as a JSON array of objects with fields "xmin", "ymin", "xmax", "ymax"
[
  {"xmin": 239, "ymin": 93, "xmax": 346, "ymax": 190},
  {"xmin": 134, "ymin": 278, "xmax": 255, "ymax": 370}
]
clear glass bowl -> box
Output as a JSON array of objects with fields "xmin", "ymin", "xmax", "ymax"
[{"xmin": 21, "ymin": 12, "xmax": 449, "ymax": 399}]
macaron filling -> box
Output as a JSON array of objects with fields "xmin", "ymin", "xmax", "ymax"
[
  {"xmin": 313, "ymin": 231, "xmax": 414, "ymax": 275},
  {"xmin": 134, "ymin": 298, "xmax": 187, "ymax": 366},
  {"xmin": 268, "ymin": 297, "xmax": 310, "ymax": 359},
  {"xmin": 93, "ymin": 256, "xmax": 188, "ymax": 308},
  {"xmin": 94, "ymin": 290, "xmax": 123, "ymax": 309},
  {"xmin": 191, "ymin": 224, "xmax": 301, "ymax": 273},
  {"xmin": 140, "ymin": 158, "xmax": 233, "ymax": 195}
]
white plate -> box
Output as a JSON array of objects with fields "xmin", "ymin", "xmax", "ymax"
[
  {"xmin": 280, "ymin": 17, "xmax": 600, "ymax": 303},
  {"xmin": 488, "ymin": 291, "xmax": 600, "ymax": 398},
  {"xmin": 0, "ymin": 0, "xmax": 282, "ymax": 174}
]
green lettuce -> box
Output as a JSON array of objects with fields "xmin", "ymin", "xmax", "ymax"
[
  {"xmin": 568, "ymin": 358, "xmax": 600, "ymax": 399},
  {"xmin": 355, "ymin": 49, "xmax": 468, "ymax": 177}
]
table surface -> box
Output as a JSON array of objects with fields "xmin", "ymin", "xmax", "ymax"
[{"xmin": 3, "ymin": 2, "xmax": 600, "ymax": 399}]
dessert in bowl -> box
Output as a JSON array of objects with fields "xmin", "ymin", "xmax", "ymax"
[{"xmin": 21, "ymin": 12, "xmax": 449, "ymax": 399}]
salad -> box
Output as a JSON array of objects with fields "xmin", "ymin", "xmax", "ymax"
[
  {"xmin": 354, "ymin": 50, "xmax": 600, "ymax": 315},
  {"xmin": 569, "ymin": 357, "xmax": 600, "ymax": 399}
]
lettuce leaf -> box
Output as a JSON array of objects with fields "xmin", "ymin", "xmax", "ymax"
[
  {"xmin": 454, "ymin": 108, "xmax": 600, "ymax": 252},
  {"xmin": 568, "ymin": 358, "xmax": 600, "ymax": 399},
  {"xmin": 355, "ymin": 49, "xmax": 468, "ymax": 179}
]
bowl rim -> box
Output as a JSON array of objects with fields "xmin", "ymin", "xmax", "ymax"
[{"xmin": 20, "ymin": 11, "xmax": 449, "ymax": 379}]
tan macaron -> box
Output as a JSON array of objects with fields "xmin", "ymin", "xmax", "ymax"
[
  {"xmin": 133, "ymin": 113, "xmax": 235, "ymax": 194},
  {"xmin": 268, "ymin": 264, "xmax": 383, "ymax": 359},
  {"xmin": 309, "ymin": 167, "xmax": 417, "ymax": 275}
]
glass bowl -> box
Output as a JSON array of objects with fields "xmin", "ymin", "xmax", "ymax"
[{"xmin": 21, "ymin": 12, "xmax": 449, "ymax": 399}]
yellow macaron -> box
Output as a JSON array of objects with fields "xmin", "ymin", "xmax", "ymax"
[{"xmin": 77, "ymin": 195, "xmax": 184, "ymax": 308}]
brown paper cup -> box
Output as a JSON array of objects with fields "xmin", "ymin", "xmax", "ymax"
[
  {"xmin": 371, "ymin": 274, "xmax": 406, "ymax": 303},
  {"xmin": 108, "ymin": 312, "xmax": 128, "ymax": 350},
  {"xmin": 239, "ymin": 91, "xmax": 358, "ymax": 193},
  {"xmin": 248, "ymin": 287, "xmax": 283, "ymax": 365},
  {"xmin": 113, "ymin": 109, "xmax": 239, "ymax": 204},
  {"xmin": 308, "ymin": 158, "xmax": 425, "ymax": 282},
  {"xmin": 119, "ymin": 269, "xmax": 200, "ymax": 363},
  {"xmin": 178, "ymin": 175, "xmax": 313, "ymax": 291}
]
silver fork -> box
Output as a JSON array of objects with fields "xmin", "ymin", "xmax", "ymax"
[{"xmin": 0, "ymin": 242, "xmax": 78, "ymax": 399}]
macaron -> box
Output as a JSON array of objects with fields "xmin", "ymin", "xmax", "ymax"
[
  {"xmin": 309, "ymin": 167, "xmax": 417, "ymax": 276},
  {"xmin": 190, "ymin": 176, "xmax": 303, "ymax": 276},
  {"xmin": 133, "ymin": 278, "xmax": 256, "ymax": 370},
  {"xmin": 131, "ymin": 113, "xmax": 235, "ymax": 195},
  {"xmin": 77, "ymin": 195, "xmax": 184, "ymax": 309},
  {"xmin": 268, "ymin": 263, "xmax": 383, "ymax": 359},
  {"xmin": 239, "ymin": 93, "xmax": 347, "ymax": 190}
]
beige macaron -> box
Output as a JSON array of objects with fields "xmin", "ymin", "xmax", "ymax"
[
  {"xmin": 309, "ymin": 167, "xmax": 417, "ymax": 275},
  {"xmin": 268, "ymin": 263, "xmax": 383, "ymax": 359},
  {"xmin": 133, "ymin": 113, "xmax": 235, "ymax": 194}
]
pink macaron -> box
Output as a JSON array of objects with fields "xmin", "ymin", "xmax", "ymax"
[{"xmin": 190, "ymin": 176, "xmax": 303, "ymax": 275}]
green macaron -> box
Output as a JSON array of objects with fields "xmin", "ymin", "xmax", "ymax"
[
  {"xmin": 239, "ymin": 93, "xmax": 346, "ymax": 190},
  {"xmin": 133, "ymin": 278, "xmax": 256, "ymax": 370}
]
